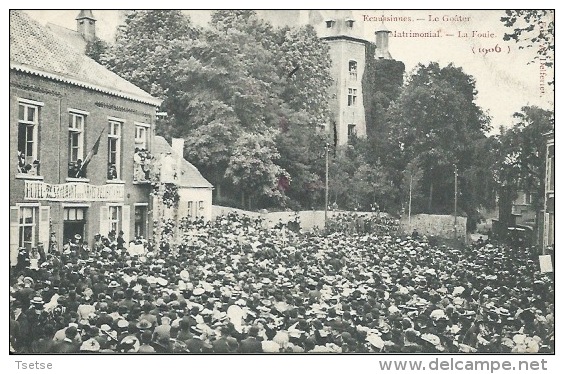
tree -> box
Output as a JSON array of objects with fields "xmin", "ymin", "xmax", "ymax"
[
  {"xmin": 494, "ymin": 106, "xmax": 554, "ymax": 222},
  {"xmin": 501, "ymin": 10, "xmax": 554, "ymax": 72},
  {"xmin": 101, "ymin": 10, "xmax": 199, "ymax": 100},
  {"xmin": 100, "ymin": 10, "xmax": 334, "ymax": 210},
  {"xmin": 85, "ymin": 37, "xmax": 110, "ymax": 63},
  {"xmin": 175, "ymin": 11, "xmax": 333, "ymax": 209},
  {"xmin": 225, "ymin": 132, "xmax": 289, "ymax": 209},
  {"xmin": 275, "ymin": 25, "xmax": 333, "ymax": 124},
  {"xmin": 275, "ymin": 122, "xmax": 327, "ymax": 210},
  {"xmin": 384, "ymin": 62, "xmax": 491, "ymax": 216}
]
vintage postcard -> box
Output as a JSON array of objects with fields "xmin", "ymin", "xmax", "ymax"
[{"xmin": 8, "ymin": 8, "xmax": 555, "ymax": 371}]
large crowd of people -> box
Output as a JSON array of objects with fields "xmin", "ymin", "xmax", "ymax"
[{"xmin": 9, "ymin": 212, "xmax": 554, "ymax": 353}]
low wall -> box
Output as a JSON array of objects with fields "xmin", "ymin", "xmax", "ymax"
[
  {"xmin": 399, "ymin": 214, "xmax": 467, "ymax": 240},
  {"xmin": 212, "ymin": 206, "xmax": 466, "ymax": 240},
  {"xmin": 212, "ymin": 206, "xmax": 340, "ymax": 230},
  {"xmin": 211, "ymin": 205, "xmax": 262, "ymax": 219}
]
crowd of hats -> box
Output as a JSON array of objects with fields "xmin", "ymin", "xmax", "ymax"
[{"xmin": 9, "ymin": 212, "xmax": 553, "ymax": 353}]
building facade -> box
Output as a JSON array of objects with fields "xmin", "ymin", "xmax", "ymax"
[
  {"xmin": 9, "ymin": 11, "xmax": 161, "ymax": 265},
  {"xmin": 543, "ymin": 131, "xmax": 555, "ymax": 250}
]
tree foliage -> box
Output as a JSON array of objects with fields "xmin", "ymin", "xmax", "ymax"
[
  {"xmin": 379, "ymin": 62, "xmax": 491, "ymax": 216},
  {"xmin": 501, "ymin": 10, "xmax": 554, "ymax": 70},
  {"xmin": 101, "ymin": 10, "xmax": 333, "ymax": 207},
  {"xmin": 494, "ymin": 106, "xmax": 554, "ymax": 213},
  {"xmin": 225, "ymin": 132, "xmax": 289, "ymax": 208},
  {"xmin": 85, "ymin": 37, "xmax": 110, "ymax": 63},
  {"xmin": 102, "ymin": 10, "xmax": 199, "ymax": 99}
]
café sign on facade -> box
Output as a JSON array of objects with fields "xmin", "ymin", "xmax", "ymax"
[{"xmin": 24, "ymin": 181, "xmax": 124, "ymax": 201}]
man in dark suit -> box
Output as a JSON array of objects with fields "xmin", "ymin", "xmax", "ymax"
[
  {"xmin": 239, "ymin": 325, "xmax": 263, "ymax": 353},
  {"xmin": 185, "ymin": 334, "xmax": 213, "ymax": 353},
  {"xmin": 212, "ymin": 325, "xmax": 239, "ymax": 353}
]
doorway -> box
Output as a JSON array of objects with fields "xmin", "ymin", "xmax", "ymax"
[{"xmin": 63, "ymin": 207, "xmax": 86, "ymax": 243}]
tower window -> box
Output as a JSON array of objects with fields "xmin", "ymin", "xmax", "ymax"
[
  {"xmin": 347, "ymin": 88, "xmax": 357, "ymax": 106},
  {"xmin": 346, "ymin": 19, "xmax": 355, "ymax": 28},
  {"xmin": 348, "ymin": 124, "xmax": 357, "ymax": 137},
  {"xmin": 349, "ymin": 61, "xmax": 358, "ymax": 80},
  {"xmin": 325, "ymin": 20, "xmax": 336, "ymax": 28}
]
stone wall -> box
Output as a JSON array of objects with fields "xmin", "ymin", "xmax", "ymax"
[
  {"xmin": 212, "ymin": 206, "xmax": 466, "ymax": 241},
  {"xmin": 399, "ymin": 214, "xmax": 467, "ymax": 240},
  {"xmin": 212, "ymin": 206, "xmax": 337, "ymax": 230}
]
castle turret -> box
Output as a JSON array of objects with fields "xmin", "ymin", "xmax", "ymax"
[
  {"xmin": 375, "ymin": 23, "xmax": 392, "ymax": 59},
  {"xmin": 76, "ymin": 10, "xmax": 96, "ymax": 42}
]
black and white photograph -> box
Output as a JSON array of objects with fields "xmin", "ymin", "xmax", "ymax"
[{"xmin": 8, "ymin": 6, "xmax": 556, "ymax": 365}]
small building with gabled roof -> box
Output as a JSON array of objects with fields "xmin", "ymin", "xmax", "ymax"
[{"xmin": 152, "ymin": 136, "xmax": 213, "ymax": 224}]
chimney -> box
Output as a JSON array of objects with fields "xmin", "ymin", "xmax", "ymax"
[
  {"xmin": 171, "ymin": 138, "xmax": 184, "ymax": 159},
  {"xmin": 171, "ymin": 138, "xmax": 185, "ymax": 181},
  {"xmin": 76, "ymin": 10, "xmax": 97, "ymax": 42},
  {"xmin": 374, "ymin": 23, "xmax": 392, "ymax": 60}
]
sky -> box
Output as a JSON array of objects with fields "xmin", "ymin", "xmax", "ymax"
[{"xmin": 23, "ymin": 9, "xmax": 554, "ymax": 134}]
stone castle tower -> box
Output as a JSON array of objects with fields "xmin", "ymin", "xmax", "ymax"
[{"xmin": 258, "ymin": 10, "xmax": 394, "ymax": 145}]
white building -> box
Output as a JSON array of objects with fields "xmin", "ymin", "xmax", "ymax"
[{"xmin": 152, "ymin": 136, "xmax": 213, "ymax": 224}]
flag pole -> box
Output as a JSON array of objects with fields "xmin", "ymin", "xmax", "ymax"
[{"xmin": 76, "ymin": 127, "xmax": 105, "ymax": 177}]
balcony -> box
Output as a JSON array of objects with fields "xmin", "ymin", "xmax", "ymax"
[{"xmin": 133, "ymin": 148, "xmax": 153, "ymax": 183}]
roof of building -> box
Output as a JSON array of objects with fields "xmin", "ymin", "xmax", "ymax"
[
  {"xmin": 375, "ymin": 23, "xmax": 391, "ymax": 33},
  {"xmin": 153, "ymin": 136, "xmax": 213, "ymax": 189},
  {"xmin": 76, "ymin": 10, "xmax": 96, "ymax": 20},
  {"xmin": 10, "ymin": 10, "xmax": 161, "ymax": 106},
  {"xmin": 46, "ymin": 22, "xmax": 87, "ymax": 53}
]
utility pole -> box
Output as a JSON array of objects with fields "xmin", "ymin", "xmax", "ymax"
[
  {"xmin": 454, "ymin": 164, "xmax": 458, "ymax": 241},
  {"xmin": 325, "ymin": 143, "xmax": 329, "ymax": 228}
]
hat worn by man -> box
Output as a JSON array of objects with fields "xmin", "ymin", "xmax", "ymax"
[
  {"xmin": 31, "ymin": 296, "xmax": 44, "ymax": 305},
  {"xmin": 136, "ymin": 319, "xmax": 152, "ymax": 330},
  {"xmin": 119, "ymin": 336, "xmax": 140, "ymax": 353},
  {"xmin": 80, "ymin": 338, "xmax": 101, "ymax": 352}
]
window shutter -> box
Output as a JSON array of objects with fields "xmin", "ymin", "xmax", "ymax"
[
  {"xmin": 100, "ymin": 206, "xmax": 109, "ymax": 237},
  {"xmin": 122, "ymin": 205, "xmax": 131, "ymax": 244},
  {"xmin": 10, "ymin": 207, "xmax": 19, "ymax": 266},
  {"xmin": 38, "ymin": 206, "xmax": 50, "ymax": 246}
]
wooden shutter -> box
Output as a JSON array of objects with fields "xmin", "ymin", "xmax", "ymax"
[
  {"xmin": 122, "ymin": 205, "xmax": 131, "ymax": 244},
  {"xmin": 10, "ymin": 207, "xmax": 19, "ymax": 266},
  {"xmin": 99, "ymin": 205, "xmax": 109, "ymax": 237},
  {"xmin": 38, "ymin": 206, "xmax": 50, "ymax": 246}
]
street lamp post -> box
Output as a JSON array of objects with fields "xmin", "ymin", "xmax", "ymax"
[{"xmin": 325, "ymin": 143, "xmax": 329, "ymax": 228}]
